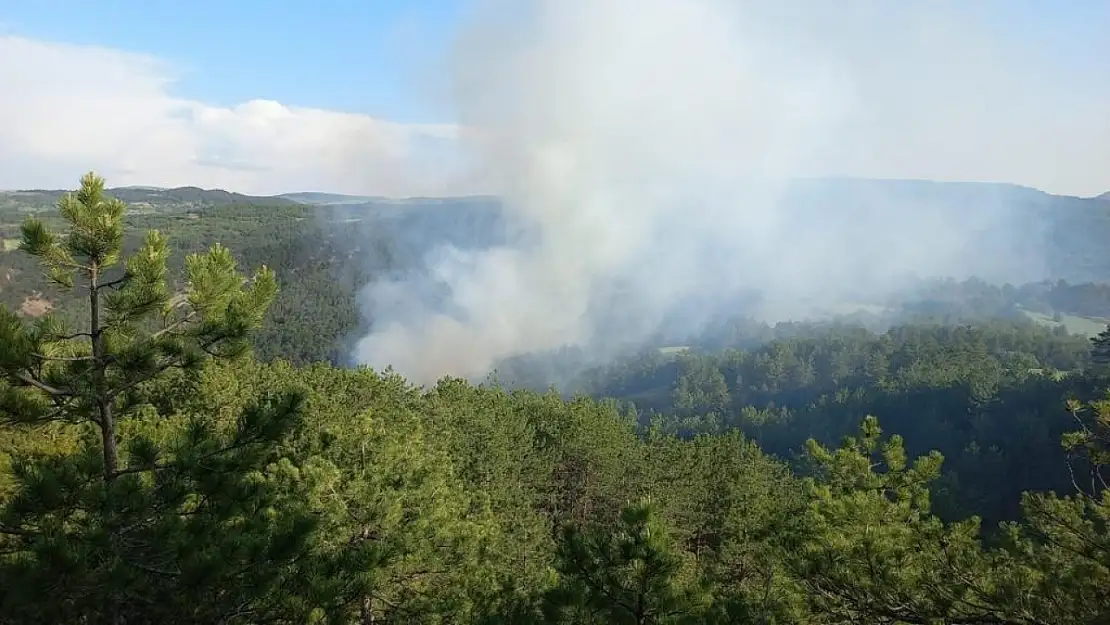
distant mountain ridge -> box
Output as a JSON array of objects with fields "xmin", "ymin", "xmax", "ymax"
[
  {"xmin": 275, "ymin": 192, "xmax": 383, "ymax": 205},
  {"xmin": 4, "ymin": 178, "xmax": 1110, "ymax": 283},
  {"xmin": 3, "ymin": 178, "xmax": 1103, "ymax": 205},
  {"xmin": 0, "ymin": 186, "xmax": 497, "ymax": 209},
  {"xmin": 0, "ymin": 186, "xmax": 300, "ymax": 210}
]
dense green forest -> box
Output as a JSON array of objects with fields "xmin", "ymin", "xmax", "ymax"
[
  {"xmin": 6, "ymin": 182, "xmax": 1110, "ymax": 368},
  {"xmin": 0, "ymin": 187, "xmax": 505, "ymax": 365},
  {"xmin": 2, "ymin": 173, "xmax": 1110, "ymax": 623}
]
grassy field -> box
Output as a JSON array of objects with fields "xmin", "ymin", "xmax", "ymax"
[
  {"xmin": 1, "ymin": 239, "xmax": 20, "ymax": 253},
  {"xmin": 1021, "ymin": 309, "xmax": 1108, "ymax": 337},
  {"xmin": 820, "ymin": 301, "xmax": 889, "ymax": 316},
  {"xmin": 658, "ymin": 345, "xmax": 691, "ymax": 355}
]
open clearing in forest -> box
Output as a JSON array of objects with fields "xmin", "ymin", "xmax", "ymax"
[{"xmin": 1022, "ymin": 309, "xmax": 1108, "ymax": 337}]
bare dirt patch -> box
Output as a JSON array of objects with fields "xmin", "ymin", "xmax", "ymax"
[{"xmin": 19, "ymin": 293, "xmax": 54, "ymax": 317}]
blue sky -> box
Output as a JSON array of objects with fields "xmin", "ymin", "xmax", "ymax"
[
  {"xmin": 0, "ymin": 0, "xmax": 1106, "ymax": 196},
  {"xmin": 2, "ymin": 0, "xmax": 1107, "ymax": 122},
  {"xmin": 0, "ymin": 0, "xmax": 467, "ymax": 122}
]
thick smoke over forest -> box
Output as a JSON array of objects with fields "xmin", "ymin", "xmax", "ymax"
[{"xmin": 352, "ymin": 0, "xmax": 1056, "ymax": 384}]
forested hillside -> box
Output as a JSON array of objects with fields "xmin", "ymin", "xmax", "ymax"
[
  {"xmin": 0, "ymin": 188, "xmax": 509, "ymax": 364},
  {"xmin": 1, "ymin": 174, "xmax": 1110, "ymax": 623},
  {"xmin": 5, "ymin": 178, "xmax": 1110, "ymax": 368}
]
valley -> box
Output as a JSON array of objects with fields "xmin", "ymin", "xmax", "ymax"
[
  {"xmin": 4, "ymin": 178, "xmax": 1110, "ymax": 367},
  {"xmin": 3, "ymin": 0, "xmax": 1108, "ymax": 620},
  {"xmin": 2, "ymin": 175, "xmax": 1110, "ymax": 623}
]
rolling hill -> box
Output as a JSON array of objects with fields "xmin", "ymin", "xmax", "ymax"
[
  {"xmin": 275, "ymin": 192, "xmax": 384, "ymax": 205},
  {"xmin": 4, "ymin": 179, "xmax": 1110, "ymax": 282},
  {"xmin": 0, "ymin": 186, "xmax": 300, "ymax": 212},
  {"xmin": 2, "ymin": 177, "xmax": 1110, "ymax": 366},
  {"xmin": 1, "ymin": 186, "xmax": 499, "ymax": 212}
]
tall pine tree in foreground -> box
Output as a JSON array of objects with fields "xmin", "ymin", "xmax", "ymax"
[
  {"xmin": 544, "ymin": 500, "xmax": 711, "ymax": 625},
  {"xmin": 0, "ymin": 172, "xmax": 311, "ymax": 623}
]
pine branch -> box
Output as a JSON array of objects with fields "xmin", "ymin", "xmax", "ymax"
[
  {"xmin": 0, "ymin": 400, "xmax": 82, "ymax": 426},
  {"xmin": 45, "ymin": 330, "xmax": 94, "ymax": 340},
  {"xmin": 149, "ymin": 311, "xmax": 198, "ymax": 341},
  {"xmin": 98, "ymin": 273, "xmax": 132, "ymax": 290},
  {"xmin": 31, "ymin": 352, "xmax": 95, "ymax": 362},
  {"xmin": 13, "ymin": 371, "xmax": 70, "ymax": 397},
  {"xmin": 111, "ymin": 429, "xmax": 273, "ymax": 480},
  {"xmin": 106, "ymin": 360, "xmax": 188, "ymax": 401},
  {"xmin": 124, "ymin": 559, "xmax": 181, "ymax": 578},
  {"xmin": 0, "ymin": 524, "xmax": 38, "ymax": 537},
  {"xmin": 217, "ymin": 602, "xmax": 257, "ymax": 625},
  {"xmin": 111, "ymin": 460, "xmax": 174, "ymax": 478},
  {"xmin": 51, "ymin": 258, "xmax": 89, "ymax": 271},
  {"xmin": 107, "ymin": 334, "xmax": 225, "ymax": 401}
]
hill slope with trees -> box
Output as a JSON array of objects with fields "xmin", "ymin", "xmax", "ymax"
[
  {"xmin": 4, "ymin": 178, "xmax": 1110, "ymax": 368},
  {"xmin": 1, "ymin": 173, "xmax": 1109, "ymax": 623}
]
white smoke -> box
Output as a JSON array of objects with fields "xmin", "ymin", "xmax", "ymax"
[{"xmin": 352, "ymin": 0, "xmax": 1068, "ymax": 384}]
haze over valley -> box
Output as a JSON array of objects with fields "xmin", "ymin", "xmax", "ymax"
[
  {"xmin": 4, "ymin": 177, "xmax": 1110, "ymax": 386},
  {"xmin": 2, "ymin": 1, "xmax": 1110, "ymax": 623},
  {"xmin": 3, "ymin": 0, "xmax": 1110, "ymax": 385}
]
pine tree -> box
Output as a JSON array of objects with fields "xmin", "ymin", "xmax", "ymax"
[
  {"xmin": 292, "ymin": 387, "xmax": 501, "ymax": 623},
  {"xmin": 1091, "ymin": 325, "xmax": 1110, "ymax": 377},
  {"xmin": 544, "ymin": 500, "xmax": 710, "ymax": 625},
  {"xmin": 0, "ymin": 172, "xmax": 309, "ymax": 623},
  {"xmin": 788, "ymin": 416, "xmax": 1014, "ymax": 624}
]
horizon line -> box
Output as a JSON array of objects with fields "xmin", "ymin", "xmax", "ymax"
[{"xmin": 1, "ymin": 176, "xmax": 1108, "ymax": 202}]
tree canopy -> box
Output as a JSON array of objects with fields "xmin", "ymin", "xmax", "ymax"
[{"xmin": 1, "ymin": 173, "xmax": 1109, "ymax": 623}]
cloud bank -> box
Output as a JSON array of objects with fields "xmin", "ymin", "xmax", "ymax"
[
  {"xmin": 0, "ymin": 7, "xmax": 1107, "ymax": 199},
  {"xmin": 351, "ymin": 0, "xmax": 1110, "ymax": 384},
  {"xmin": 0, "ymin": 35, "xmax": 472, "ymax": 196},
  {"xmin": 0, "ymin": 6, "xmax": 1108, "ymax": 385}
]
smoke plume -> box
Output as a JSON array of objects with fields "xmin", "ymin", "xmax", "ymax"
[{"xmin": 352, "ymin": 0, "xmax": 1064, "ymax": 384}]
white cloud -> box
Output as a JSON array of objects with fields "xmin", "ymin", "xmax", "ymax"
[
  {"xmin": 0, "ymin": 35, "xmax": 474, "ymax": 196},
  {"xmin": 0, "ymin": 12, "xmax": 1108, "ymax": 199},
  {"xmin": 354, "ymin": 0, "xmax": 1110, "ymax": 382}
]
